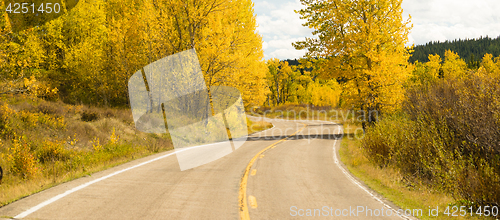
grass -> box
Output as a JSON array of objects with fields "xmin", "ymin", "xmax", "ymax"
[
  {"xmin": 7, "ymin": 98, "xmax": 487, "ymax": 220},
  {"xmin": 256, "ymin": 104, "xmax": 498, "ymax": 219},
  {"xmin": 0, "ymin": 94, "xmax": 275, "ymax": 207},
  {"xmin": 338, "ymin": 131, "xmax": 495, "ymax": 219},
  {"xmin": 247, "ymin": 118, "xmax": 273, "ymax": 134}
]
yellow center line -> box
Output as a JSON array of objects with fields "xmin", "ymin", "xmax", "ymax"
[{"xmin": 238, "ymin": 122, "xmax": 307, "ymax": 220}]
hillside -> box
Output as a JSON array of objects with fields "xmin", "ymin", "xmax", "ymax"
[
  {"xmin": 0, "ymin": 94, "xmax": 271, "ymax": 206},
  {"xmin": 409, "ymin": 36, "xmax": 500, "ymax": 65}
]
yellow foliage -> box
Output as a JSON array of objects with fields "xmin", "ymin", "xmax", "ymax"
[
  {"xmin": 7, "ymin": 137, "xmax": 39, "ymax": 179},
  {"xmin": 17, "ymin": 110, "xmax": 65, "ymax": 130},
  {"xmin": 426, "ymin": 54, "xmax": 442, "ymax": 79},
  {"xmin": 295, "ymin": 0, "xmax": 412, "ymax": 114},
  {"xmin": 68, "ymin": 134, "xmax": 79, "ymax": 146},
  {"xmin": 442, "ymin": 50, "xmax": 467, "ymax": 79},
  {"xmin": 307, "ymin": 80, "xmax": 342, "ymax": 107},
  {"xmin": 266, "ymin": 59, "xmax": 294, "ymax": 105},
  {"xmin": 37, "ymin": 140, "xmax": 68, "ymax": 163},
  {"xmin": 480, "ymin": 53, "xmax": 500, "ymax": 78},
  {"xmin": 109, "ymin": 127, "xmax": 119, "ymax": 145},
  {"xmin": 91, "ymin": 137, "xmax": 102, "ymax": 152},
  {"xmin": 0, "ymin": 103, "xmax": 15, "ymax": 136}
]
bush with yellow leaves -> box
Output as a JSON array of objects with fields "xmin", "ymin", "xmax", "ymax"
[
  {"xmin": 23, "ymin": 76, "xmax": 59, "ymax": 101},
  {"xmin": 7, "ymin": 137, "xmax": 39, "ymax": 179},
  {"xmin": 363, "ymin": 53, "xmax": 500, "ymax": 207}
]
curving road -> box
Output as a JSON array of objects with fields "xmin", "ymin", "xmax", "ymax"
[{"xmin": 0, "ymin": 117, "xmax": 413, "ymax": 220}]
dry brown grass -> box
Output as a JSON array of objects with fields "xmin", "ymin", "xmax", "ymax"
[
  {"xmin": 0, "ymin": 94, "xmax": 173, "ymax": 207},
  {"xmin": 0, "ymin": 95, "xmax": 275, "ymax": 207}
]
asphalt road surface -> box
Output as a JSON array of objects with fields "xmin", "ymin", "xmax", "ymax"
[{"xmin": 0, "ymin": 117, "xmax": 413, "ymax": 220}]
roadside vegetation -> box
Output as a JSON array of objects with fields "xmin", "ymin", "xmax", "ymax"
[
  {"xmin": 362, "ymin": 54, "xmax": 500, "ymax": 210},
  {"xmin": 247, "ymin": 118, "xmax": 273, "ymax": 135},
  {"xmin": 261, "ymin": 54, "xmax": 500, "ymax": 217},
  {"xmin": 0, "ymin": 0, "xmax": 267, "ymax": 109},
  {"xmin": 0, "ymin": 93, "xmax": 272, "ymax": 207},
  {"xmin": 287, "ymin": 0, "xmax": 500, "ymax": 213},
  {"xmin": 0, "ymin": 94, "xmax": 173, "ymax": 206},
  {"xmin": 340, "ymin": 136, "xmax": 492, "ymax": 220},
  {"xmin": 1, "ymin": 0, "xmax": 499, "ymax": 215},
  {"xmin": 0, "ymin": 0, "xmax": 269, "ymax": 207}
]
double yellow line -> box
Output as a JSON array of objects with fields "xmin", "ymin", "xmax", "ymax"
[{"xmin": 238, "ymin": 123, "xmax": 307, "ymax": 220}]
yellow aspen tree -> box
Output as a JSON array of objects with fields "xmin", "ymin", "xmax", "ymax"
[
  {"xmin": 265, "ymin": 58, "xmax": 281, "ymax": 106},
  {"xmin": 227, "ymin": 0, "xmax": 267, "ymax": 108},
  {"xmin": 495, "ymin": 56, "xmax": 500, "ymax": 70},
  {"xmin": 104, "ymin": 0, "xmax": 163, "ymax": 105},
  {"xmin": 425, "ymin": 54, "xmax": 442, "ymax": 79},
  {"xmin": 0, "ymin": 2, "xmax": 16, "ymax": 95},
  {"xmin": 2, "ymin": 0, "xmax": 266, "ymax": 107},
  {"xmin": 21, "ymin": 30, "xmax": 46, "ymax": 76},
  {"xmin": 61, "ymin": 0, "xmax": 108, "ymax": 104},
  {"xmin": 295, "ymin": 72, "xmax": 313, "ymax": 104},
  {"xmin": 197, "ymin": 0, "xmax": 266, "ymax": 108},
  {"xmin": 41, "ymin": 18, "xmax": 65, "ymax": 73},
  {"xmin": 266, "ymin": 59, "xmax": 294, "ymax": 105},
  {"xmin": 0, "ymin": 3, "xmax": 10, "ymax": 78},
  {"xmin": 160, "ymin": 0, "xmax": 266, "ymax": 109},
  {"xmin": 480, "ymin": 53, "xmax": 500, "ymax": 77},
  {"xmin": 441, "ymin": 50, "xmax": 467, "ymax": 80},
  {"xmin": 298, "ymin": 57, "xmax": 327, "ymax": 82},
  {"xmin": 294, "ymin": 0, "xmax": 412, "ymax": 130}
]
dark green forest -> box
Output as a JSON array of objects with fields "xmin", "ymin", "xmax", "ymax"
[{"xmin": 410, "ymin": 36, "xmax": 500, "ymax": 67}]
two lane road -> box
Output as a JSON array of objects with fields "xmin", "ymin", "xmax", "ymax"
[{"xmin": 1, "ymin": 118, "xmax": 409, "ymax": 219}]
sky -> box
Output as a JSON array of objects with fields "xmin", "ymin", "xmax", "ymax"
[{"xmin": 253, "ymin": 0, "xmax": 500, "ymax": 60}]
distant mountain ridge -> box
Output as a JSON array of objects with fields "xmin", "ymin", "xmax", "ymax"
[{"xmin": 410, "ymin": 36, "xmax": 500, "ymax": 64}]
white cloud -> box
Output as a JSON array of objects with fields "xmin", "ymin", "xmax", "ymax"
[
  {"xmin": 266, "ymin": 36, "xmax": 303, "ymax": 49},
  {"xmin": 255, "ymin": 0, "xmax": 500, "ymax": 59},
  {"xmin": 254, "ymin": 0, "xmax": 313, "ymax": 60},
  {"xmin": 270, "ymin": 48, "xmax": 307, "ymax": 60},
  {"xmin": 266, "ymin": 36, "xmax": 308, "ymax": 59},
  {"xmin": 403, "ymin": 0, "xmax": 500, "ymax": 45},
  {"xmin": 262, "ymin": 41, "xmax": 269, "ymax": 50}
]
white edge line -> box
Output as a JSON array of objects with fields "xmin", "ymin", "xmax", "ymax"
[
  {"xmin": 14, "ymin": 142, "xmax": 227, "ymax": 219},
  {"xmin": 16, "ymin": 116, "xmax": 273, "ymax": 218},
  {"xmin": 332, "ymin": 138, "xmax": 413, "ymax": 220}
]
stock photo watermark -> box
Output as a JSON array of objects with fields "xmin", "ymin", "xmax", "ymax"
[
  {"xmin": 128, "ymin": 49, "xmax": 378, "ymax": 170},
  {"xmin": 289, "ymin": 205, "xmax": 499, "ymax": 218},
  {"xmin": 249, "ymin": 107, "xmax": 379, "ymax": 141},
  {"xmin": 290, "ymin": 205, "xmax": 420, "ymax": 217},
  {"xmin": 128, "ymin": 49, "xmax": 248, "ymax": 171}
]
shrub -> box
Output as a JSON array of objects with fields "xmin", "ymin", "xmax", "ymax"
[
  {"xmin": 23, "ymin": 76, "xmax": 59, "ymax": 101},
  {"xmin": 7, "ymin": 137, "xmax": 39, "ymax": 179},
  {"xmin": 81, "ymin": 110, "xmax": 100, "ymax": 122},
  {"xmin": 362, "ymin": 115, "xmax": 413, "ymax": 167},
  {"xmin": 17, "ymin": 110, "xmax": 66, "ymax": 130},
  {"xmin": 363, "ymin": 73, "xmax": 500, "ymax": 207},
  {"xmin": 0, "ymin": 103, "xmax": 14, "ymax": 137},
  {"xmin": 36, "ymin": 140, "xmax": 69, "ymax": 163},
  {"xmin": 35, "ymin": 101, "xmax": 65, "ymax": 116},
  {"xmin": 103, "ymin": 109, "xmax": 115, "ymax": 118}
]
